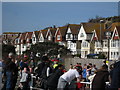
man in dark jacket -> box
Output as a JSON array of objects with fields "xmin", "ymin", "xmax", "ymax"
[
  {"xmin": 110, "ymin": 60, "xmax": 120, "ymax": 90},
  {"xmin": 92, "ymin": 65, "xmax": 109, "ymax": 90},
  {"xmin": 36, "ymin": 55, "xmax": 52, "ymax": 89},
  {"xmin": 36, "ymin": 55, "xmax": 49, "ymax": 77},
  {"xmin": 11, "ymin": 57, "xmax": 18, "ymax": 90},
  {"xmin": 2, "ymin": 52, "xmax": 17, "ymax": 90},
  {"xmin": 47, "ymin": 64, "xmax": 64, "ymax": 90}
]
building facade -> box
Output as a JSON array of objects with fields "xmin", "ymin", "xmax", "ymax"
[{"xmin": 2, "ymin": 22, "xmax": 120, "ymax": 60}]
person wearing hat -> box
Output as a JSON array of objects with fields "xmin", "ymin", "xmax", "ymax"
[
  {"xmin": 35, "ymin": 55, "xmax": 53, "ymax": 89},
  {"xmin": 36, "ymin": 55, "xmax": 49, "ymax": 77}
]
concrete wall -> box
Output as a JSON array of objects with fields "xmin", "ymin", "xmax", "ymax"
[{"xmin": 64, "ymin": 57, "xmax": 114, "ymax": 70}]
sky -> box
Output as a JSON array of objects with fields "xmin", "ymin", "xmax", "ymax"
[
  {"xmin": 1, "ymin": 0, "xmax": 120, "ymax": 2},
  {"xmin": 2, "ymin": 1, "xmax": 119, "ymax": 33}
]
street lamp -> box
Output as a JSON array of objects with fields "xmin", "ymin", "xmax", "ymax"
[
  {"xmin": 100, "ymin": 20, "xmax": 104, "ymax": 42},
  {"xmin": 105, "ymin": 31, "xmax": 111, "ymax": 62},
  {"xmin": 100, "ymin": 20, "xmax": 104, "ymax": 53}
]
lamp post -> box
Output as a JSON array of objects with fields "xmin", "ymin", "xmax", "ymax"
[
  {"xmin": 100, "ymin": 20, "xmax": 104, "ymax": 53},
  {"xmin": 100, "ymin": 20, "xmax": 104, "ymax": 42},
  {"xmin": 105, "ymin": 31, "xmax": 111, "ymax": 62}
]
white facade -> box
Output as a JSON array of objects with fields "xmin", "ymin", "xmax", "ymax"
[
  {"xmin": 67, "ymin": 41, "xmax": 77, "ymax": 55},
  {"xmin": 110, "ymin": 40, "xmax": 120, "ymax": 60},
  {"xmin": 66, "ymin": 27, "xmax": 73, "ymax": 41},
  {"xmin": 13, "ymin": 23, "xmax": 120, "ymax": 61},
  {"xmin": 78, "ymin": 25, "xmax": 87, "ymax": 41},
  {"xmin": 66, "ymin": 27, "xmax": 77, "ymax": 55},
  {"xmin": 78, "ymin": 25, "xmax": 90, "ymax": 58},
  {"xmin": 32, "ymin": 32, "xmax": 37, "ymax": 44},
  {"xmin": 81, "ymin": 40, "xmax": 90, "ymax": 58},
  {"xmin": 21, "ymin": 43, "xmax": 27, "ymax": 54},
  {"xmin": 94, "ymin": 26, "xmax": 120, "ymax": 60},
  {"xmin": 15, "ymin": 34, "xmax": 22, "ymax": 55},
  {"xmin": 94, "ymin": 41, "xmax": 103, "ymax": 54},
  {"xmin": 46, "ymin": 29, "xmax": 53, "ymax": 41},
  {"xmin": 93, "ymin": 30, "xmax": 103, "ymax": 54},
  {"xmin": 38, "ymin": 32, "xmax": 45, "ymax": 42}
]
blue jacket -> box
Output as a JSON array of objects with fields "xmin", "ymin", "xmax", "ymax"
[{"xmin": 82, "ymin": 69, "xmax": 87, "ymax": 78}]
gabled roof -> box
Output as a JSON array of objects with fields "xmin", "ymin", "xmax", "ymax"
[
  {"xmin": 49, "ymin": 27, "xmax": 57, "ymax": 36},
  {"xmin": 3, "ymin": 32, "xmax": 20, "ymax": 34},
  {"xmin": 68, "ymin": 24, "xmax": 81, "ymax": 34},
  {"xmin": 58, "ymin": 26, "xmax": 68, "ymax": 36},
  {"xmin": 104, "ymin": 22, "xmax": 120, "ymax": 40},
  {"xmin": 110, "ymin": 22, "xmax": 120, "ymax": 31},
  {"xmin": 2, "ymin": 33, "xmax": 20, "ymax": 44},
  {"xmin": 81, "ymin": 23, "xmax": 104, "ymax": 33},
  {"xmin": 11, "ymin": 34, "xmax": 21, "ymax": 44},
  {"xmin": 20, "ymin": 32, "xmax": 27, "ymax": 40},
  {"xmin": 116, "ymin": 26, "xmax": 120, "ymax": 36},
  {"xmin": 34, "ymin": 31, "xmax": 40, "ymax": 38},
  {"xmin": 81, "ymin": 23, "xmax": 107, "ymax": 40},
  {"xmin": 40, "ymin": 29, "xmax": 48, "ymax": 38},
  {"xmin": 87, "ymin": 33, "xmax": 93, "ymax": 40},
  {"xmin": 26, "ymin": 32, "xmax": 33, "ymax": 39},
  {"xmin": 102, "ymin": 29, "xmax": 112, "ymax": 40}
]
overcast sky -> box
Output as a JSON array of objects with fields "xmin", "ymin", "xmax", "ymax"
[{"xmin": 1, "ymin": 1, "xmax": 120, "ymax": 33}]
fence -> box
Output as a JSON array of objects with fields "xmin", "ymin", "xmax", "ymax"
[{"xmin": 64, "ymin": 57, "xmax": 115, "ymax": 70}]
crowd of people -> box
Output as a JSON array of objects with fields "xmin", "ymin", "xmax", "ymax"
[{"xmin": 0, "ymin": 52, "xmax": 120, "ymax": 90}]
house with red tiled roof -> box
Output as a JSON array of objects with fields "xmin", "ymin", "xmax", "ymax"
[
  {"xmin": 55, "ymin": 26, "xmax": 68, "ymax": 46},
  {"xmin": 3, "ymin": 22, "xmax": 120, "ymax": 61},
  {"xmin": 92, "ymin": 23, "xmax": 107, "ymax": 55},
  {"xmin": 20, "ymin": 32, "xmax": 27, "ymax": 54},
  {"xmin": 109, "ymin": 23, "xmax": 120, "ymax": 60},
  {"xmin": 90, "ymin": 22, "xmax": 120, "ymax": 60},
  {"xmin": 14, "ymin": 35, "xmax": 21, "ymax": 55},
  {"xmin": 65, "ymin": 24, "xmax": 81, "ymax": 54},
  {"xmin": 46, "ymin": 27, "xmax": 57, "ymax": 42},
  {"xmin": 2, "ymin": 32, "xmax": 20, "ymax": 45},
  {"xmin": 14, "ymin": 32, "xmax": 27, "ymax": 55},
  {"xmin": 78, "ymin": 23, "xmax": 106, "ymax": 58},
  {"xmin": 25, "ymin": 32, "xmax": 33, "ymax": 50},
  {"xmin": 32, "ymin": 31, "xmax": 40, "ymax": 44},
  {"xmin": 38, "ymin": 29, "xmax": 48, "ymax": 42}
]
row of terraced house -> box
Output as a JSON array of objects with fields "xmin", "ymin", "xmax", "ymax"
[{"xmin": 2, "ymin": 22, "xmax": 120, "ymax": 60}]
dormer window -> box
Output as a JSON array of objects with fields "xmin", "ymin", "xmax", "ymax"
[
  {"xmin": 80, "ymin": 33, "xmax": 84, "ymax": 37},
  {"xmin": 68, "ymin": 33, "xmax": 71, "ymax": 38},
  {"xmin": 33, "ymin": 37, "xmax": 35, "ymax": 41},
  {"xmin": 66, "ymin": 33, "xmax": 71, "ymax": 39},
  {"xmin": 57, "ymin": 35, "xmax": 60, "ymax": 40},
  {"xmin": 82, "ymin": 41, "xmax": 88, "ymax": 47},
  {"xmin": 103, "ymin": 40, "xmax": 107, "ymax": 47},
  {"xmin": 74, "ymin": 34, "xmax": 77, "ymax": 39}
]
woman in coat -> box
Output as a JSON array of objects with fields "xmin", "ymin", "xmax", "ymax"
[{"xmin": 92, "ymin": 64, "xmax": 109, "ymax": 90}]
